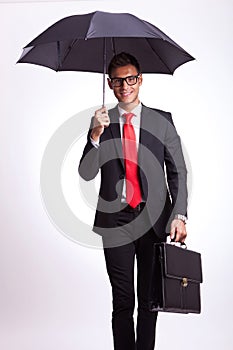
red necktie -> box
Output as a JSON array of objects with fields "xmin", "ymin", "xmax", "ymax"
[{"xmin": 122, "ymin": 113, "xmax": 142, "ymax": 208}]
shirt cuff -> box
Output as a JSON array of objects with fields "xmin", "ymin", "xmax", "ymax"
[
  {"xmin": 174, "ymin": 214, "xmax": 187, "ymax": 224},
  {"xmin": 90, "ymin": 137, "xmax": 100, "ymax": 148}
]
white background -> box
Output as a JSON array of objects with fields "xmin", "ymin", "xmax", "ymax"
[{"xmin": 1, "ymin": 0, "xmax": 233, "ymax": 349}]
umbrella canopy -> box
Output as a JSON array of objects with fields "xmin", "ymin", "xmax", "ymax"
[{"xmin": 17, "ymin": 11, "xmax": 195, "ymax": 105}]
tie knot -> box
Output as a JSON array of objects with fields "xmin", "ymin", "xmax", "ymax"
[{"xmin": 124, "ymin": 113, "xmax": 134, "ymax": 124}]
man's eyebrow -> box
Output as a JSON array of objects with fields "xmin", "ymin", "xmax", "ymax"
[{"xmin": 111, "ymin": 75, "xmax": 135, "ymax": 79}]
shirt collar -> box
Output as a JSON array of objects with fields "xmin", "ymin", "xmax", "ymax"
[{"xmin": 118, "ymin": 102, "xmax": 142, "ymax": 119}]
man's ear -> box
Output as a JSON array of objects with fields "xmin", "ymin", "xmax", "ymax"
[
  {"xmin": 107, "ymin": 78, "xmax": 113, "ymax": 90},
  {"xmin": 138, "ymin": 74, "xmax": 143, "ymax": 87}
]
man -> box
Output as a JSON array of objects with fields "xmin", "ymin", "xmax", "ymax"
[{"xmin": 79, "ymin": 52, "xmax": 188, "ymax": 350}]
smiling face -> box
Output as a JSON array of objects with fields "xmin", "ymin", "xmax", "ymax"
[{"xmin": 108, "ymin": 64, "xmax": 143, "ymax": 111}]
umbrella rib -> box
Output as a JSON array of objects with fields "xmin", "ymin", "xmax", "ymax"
[
  {"xmin": 145, "ymin": 38, "xmax": 173, "ymax": 74},
  {"xmin": 57, "ymin": 41, "xmax": 61, "ymax": 71},
  {"xmin": 111, "ymin": 37, "xmax": 117, "ymax": 56},
  {"xmin": 58, "ymin": 39, "xmax": 79, "ymax": 70}
]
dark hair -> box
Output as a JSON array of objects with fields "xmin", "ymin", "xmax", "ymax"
[{"xmin": 108, "ymin": 52, "xmax": 141, "ymax": 77}]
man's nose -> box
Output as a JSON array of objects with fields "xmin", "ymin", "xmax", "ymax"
[{"xmin": 121, "ymin": 79, "xmax": 128, "ymax": 88}]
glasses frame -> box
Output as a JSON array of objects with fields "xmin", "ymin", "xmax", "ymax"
[{"xmin": 110, "ymin": 74, "xmax": 140, "ymax": 87}]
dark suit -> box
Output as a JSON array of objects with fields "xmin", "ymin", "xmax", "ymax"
[{"xmin": 79, "ymin": 104, "xmax": 187, "ymax": 349}]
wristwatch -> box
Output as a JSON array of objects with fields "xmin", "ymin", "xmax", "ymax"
[{"xmin": 174, "ymin": 214, "xmax": 187, "ymax": 224}]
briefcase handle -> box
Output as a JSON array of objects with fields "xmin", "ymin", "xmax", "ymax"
[
  {"xmin": 170, "ymin": 230, "xmax": 187, "ymax": 249},
  {"xmin": 170, "ymin": 238, "xmax": 187, "ymax": 249}
]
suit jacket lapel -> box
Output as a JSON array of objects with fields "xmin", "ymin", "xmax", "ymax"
[{"xmin": 139, "ymin": 104, "xmax": 152, "ymax": 154}]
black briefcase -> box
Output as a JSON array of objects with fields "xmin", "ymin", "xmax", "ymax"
[{"xmin": 149, "ymin": 243, "xmax": 203, "ymax": 314}]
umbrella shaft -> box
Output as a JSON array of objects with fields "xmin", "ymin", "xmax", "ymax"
[{"xmin": 102, "ymin": 38, "xmax": 106, "ymax": 107}]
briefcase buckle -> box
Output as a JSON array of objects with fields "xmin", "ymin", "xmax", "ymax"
[{"xmin": 182, "ymin": 277, "xmax": 188, "ymax": 288}]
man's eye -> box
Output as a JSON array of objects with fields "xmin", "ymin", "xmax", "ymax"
[
  {"xmin": 114, "ymin": 79, "xmax": 121, "ymax": 84},
  {"xmin": 128, "ymin": 76, "xmax": 135, "ymax": 82}
]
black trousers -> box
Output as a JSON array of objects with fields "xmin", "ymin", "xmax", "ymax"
[{"xmin": 103, "ymin": 205, "xmax": 164, "ymax": 350}]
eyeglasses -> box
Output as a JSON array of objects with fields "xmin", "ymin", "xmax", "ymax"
[{"xmin": 110, "ymin": 75, "xmax": 140, "ymax": 87}]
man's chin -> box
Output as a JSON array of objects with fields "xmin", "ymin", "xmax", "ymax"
[{"xmin": 118, "ymin": 100, "xmax": 139, "ymax": 108}]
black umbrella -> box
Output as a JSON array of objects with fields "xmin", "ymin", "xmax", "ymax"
[{"xmin": 17, "ymin": 11, "xmax": 194, "ymax": 106}]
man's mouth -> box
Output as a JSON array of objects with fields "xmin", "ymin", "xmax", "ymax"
[{"xmin": 120, "ymin": 91, "xmax": 132, "ymax": 97}]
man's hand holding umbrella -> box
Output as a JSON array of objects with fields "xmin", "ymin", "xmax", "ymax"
[{"xmin": 91, "ymin": 107, "xmax": 110, "ymax": 142}]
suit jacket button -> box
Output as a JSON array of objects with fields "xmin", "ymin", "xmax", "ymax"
[{"xmin": 119, "ymin": 174, "xmax": 124, "ymax": 180}]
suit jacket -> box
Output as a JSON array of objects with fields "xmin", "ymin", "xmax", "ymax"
[{"xmin": 79, "ymin": 104, "xmax": 187, "ymax": 239}]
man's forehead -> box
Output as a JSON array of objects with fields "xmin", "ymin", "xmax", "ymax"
[{"xmin": 111, "ymin": 64, "xmax": 139, "ymax": 77}]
